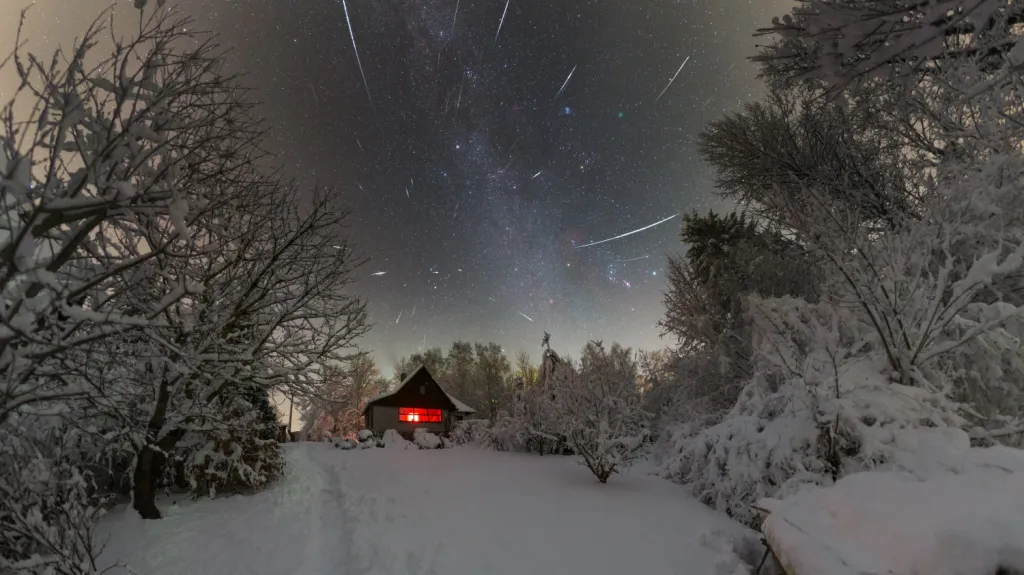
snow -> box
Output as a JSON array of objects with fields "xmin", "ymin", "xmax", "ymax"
[
  {"xmin": 333, "ymin": 437, "xmax": 357, "ymax": 449},
  {"xmin": 99, "ymin": 444, "xmax": 361, "ymax": 575},
  {"xmin": 357, "ymin": 428, "xmax": 374, "ymax": 441},
  {"xmin": 380, "ymin": 428, "xmax": 415, "ymax": 449},
  {"xmin": 99, "ymin": 443, "xmax": 756, "ymax": 575},
  {"xmin": 412, "ymin": 427, "xmax": 441, "ymax": 449},
  {"xmin": 758, "ymin": 441, "xmax": 1024, "ymax": 575}
]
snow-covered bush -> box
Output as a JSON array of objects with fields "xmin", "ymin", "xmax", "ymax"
[
  {"xmin": 171, "ymin": 432, "xmax": 285, "ymax": 497},
  {"xmin": 449, "ymin": 419, "xmax": 492, "ymax": 446},
  {"xmin": 413, "ymin": 428, "xmax": 442, "ymax": 450},
  {"xmin": 380, "ymin": 429, "xmax": 415, "ymax": 449},
  {"xmin": 659, "ymin": 298, "xmax": 965, "ymax": 526},
  {"xmin": 486, "ymin": 389, "xmax": 570, "ymax": 455},
  {"xmin": 486, "ymin": 409, "xmax": 526, "ymax": 451},
  {"xmin": 519, "ymin": 383, "xmax": 570, "ymax": 455},
  {"xmin": 162, "ymin": 384, "xmax": 284, "ymax": 498},
  {"xmin": 357, "ymin": 429, "xmax": 374, "ymax": 442},
  {"xmin": 0, "ymin": 421, "xmax": 106, "ymax": 575},
  {"xmin": 558, "ymin": 342, "xmax": 650, "ymax": 483},
  {"xmin": 333, "ymin": 438, "xmax": 358, "ymax": 450}
]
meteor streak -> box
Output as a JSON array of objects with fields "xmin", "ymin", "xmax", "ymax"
[
  {"xmin": 342, "ymin": 0, "xmax": 373, "ymax": 109},
  {"xmin": 494, "ymin": 0, "xmax": 511, "ymax": 43},
  {"xmin": 575, "ymin": 213, "xmax": 679, "ymax": 249},
  {"xmin": 654, "ymin": 56, "xmax": 690, "ymax": 103},
  {"xmin": 554, "ymin": 65, "xmax": 576, "ymax": 99}
]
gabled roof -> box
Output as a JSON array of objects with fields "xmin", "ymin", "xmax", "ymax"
[
  {"xmin": 362, "ymin": 366, "xmax": 424, "ymax": 407},
  {"xmin": 361, "ymin": 365, "xmax": 476, "ymax": 415},
  {"xmin": 444, "ymin": 392, "xmax": 476, "ymax": 414}
]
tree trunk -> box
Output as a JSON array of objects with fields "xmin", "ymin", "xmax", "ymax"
[
  {"xmin": 132, "ymin": 444, "xmax": 165, "ymax": 519},
  {"xmin": 132, "ymin": 372, "xmax": 179, "ymax": 519},
  {"xmin": 132, "ymin": 428, "xmax": 186, "ymax": 520}
]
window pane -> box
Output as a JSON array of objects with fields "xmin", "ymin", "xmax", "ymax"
[{"xmin": 399, "ymin": 407, "xmax": 443, "ymax": 423}]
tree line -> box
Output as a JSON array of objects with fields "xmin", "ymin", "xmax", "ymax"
[{"xmin": 298, "ymin": 341, "xmax": 544, "ymax": 441}]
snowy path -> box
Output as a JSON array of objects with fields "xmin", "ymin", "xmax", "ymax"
[
  {"xmin": 100, "ymin": 444, "xmax": 356, "ymax": 575},
  {"xmin": 101, "ymin": 443, "xmax": 754, "ymax": 574}
]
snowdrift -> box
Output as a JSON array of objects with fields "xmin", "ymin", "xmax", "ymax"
[
  {"xmin": 757, "ymin": 435, "xmax": 1024, "ymax": 575},
  {"xmin": 658, "ymin": 354, "xmax": 961, "ymax": 526}
]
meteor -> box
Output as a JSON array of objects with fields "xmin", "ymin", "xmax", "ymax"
[
  {"xmin": 554, "ymin": 65, "xmax": 576, "ymax": 99},
  {"xmin": 575, "ymin": 213, "xmax": 679, "ymax": 249},
  {"xmin": 654, "ymin": 56, "xmax": 690, "ymax": 103},
  {"xmin": 494, "ymin": 0, "xmax": 512, "ymax": 43}
]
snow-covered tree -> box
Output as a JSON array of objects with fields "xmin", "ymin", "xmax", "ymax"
[
  {"xmin": 487, "ymin": 336, "xmax": 567, "ymax": 454},
  {"xmin": 474, "ymin": 342, "xmax": 512, "ymax": 420},
  {"xmin": 489, "ymin": 376, "xmax": 565, "ymax": 454},
  {"xmin": 442, "ymin": 341, "xmax": 477, "ymax": 405},
  {"xmin": 558, "ymin": 341, "xmax": 650, "ymax": 483},
  {"xmin": 660, "ymin": 296, "xmax": 963, "ymax": 526},
  {"xmin": 656, "ymin": 0, "xmax": 1024, "ymax": 526},
  {"xmin": 660, "ymin": 211, "xmax": 820, "ymax": 425},
  {"xmin": 696, "ymin": 83, "xmax": 917, "ymax": 231},
  {"xmin": 2, "ymin": 8, "xmax": 378, "ymax": 519},
  {"xmin": 395, "ymin": 347, "xmax": 446, "ymax": 383},
  {"xmin": 300, "ymin": 356, "xmax": 386, "ymax": 440},
  {"xmin": 0, "ymin": 10, "xmax": 213, "ymax": 423},
  {"xmin": 514, "ymin": 351, "xmax": 538, "ymax": 388},
  {"xmin": 124, "ymin": 179, "xmax": 369, "ymax": 518},
  {"xmin": 0, "ymin": 7, "xmax": 286, "ymax": 565},
  {"xmin": 753, "ymin": 0, "xmax": 1024, "ymax": 95}
]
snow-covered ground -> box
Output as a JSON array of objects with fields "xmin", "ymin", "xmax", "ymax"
[
  {"xmin": 100, "ymin": 443, "xmax": 755, "ymax": 575},
  {"xmin": 757, "ymin": 434, "xmax": 1024, "ymax": 575}
]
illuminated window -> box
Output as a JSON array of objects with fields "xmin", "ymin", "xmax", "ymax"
[{"xmin": 399, "ymin": 408, "xmax": 442, "ymax": 423}]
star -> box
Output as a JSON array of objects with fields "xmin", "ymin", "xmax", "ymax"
[{"xmin": 15, "ymin": 0, "xmax": 804, "ymax": 370}]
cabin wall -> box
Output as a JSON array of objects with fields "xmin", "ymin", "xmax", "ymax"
[{"xmin": 369, "ymin": 405, "xmax": 449, "ymax": 437}]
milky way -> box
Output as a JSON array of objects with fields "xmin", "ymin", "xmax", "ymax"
[{"xmin": 0, "ymin": 0, "xmax": 796, "ymax": 373}]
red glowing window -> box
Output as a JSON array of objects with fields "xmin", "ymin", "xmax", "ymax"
[{"xmin": 399, "ymin": 408, "xmax": 442, "ymax": 423}]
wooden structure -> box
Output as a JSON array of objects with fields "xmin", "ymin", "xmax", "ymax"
[{"xmin": 362, "ymin": 366, "xmax": 476, "ymax": 438}]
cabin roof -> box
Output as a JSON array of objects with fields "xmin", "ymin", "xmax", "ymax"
[{"xmin": 362, "ymin": 365, "xmax": 476, "ymax": 415}]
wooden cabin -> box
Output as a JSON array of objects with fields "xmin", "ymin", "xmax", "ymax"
[{"xmin": 362, "ymin": 365, "xmax": 476, "ymax": 438}]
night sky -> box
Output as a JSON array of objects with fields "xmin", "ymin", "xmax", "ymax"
[{"xmin": 2, "ymin": 0, "xmax": 794, "ymax": 374}]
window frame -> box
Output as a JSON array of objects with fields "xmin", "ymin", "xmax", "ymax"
[{"xmin": 398, "ymin": 407, "xmax": 443, "ymax": 423}]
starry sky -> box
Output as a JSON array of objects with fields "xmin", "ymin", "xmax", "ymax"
[{"xmin": 2, "ymin": 0, "xmax": 794, "ymax": 374}]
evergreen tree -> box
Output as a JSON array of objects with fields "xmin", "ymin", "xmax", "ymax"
[{"xmin": 240, "ymin": 383, "xmax": 280, "ymax": 442}]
